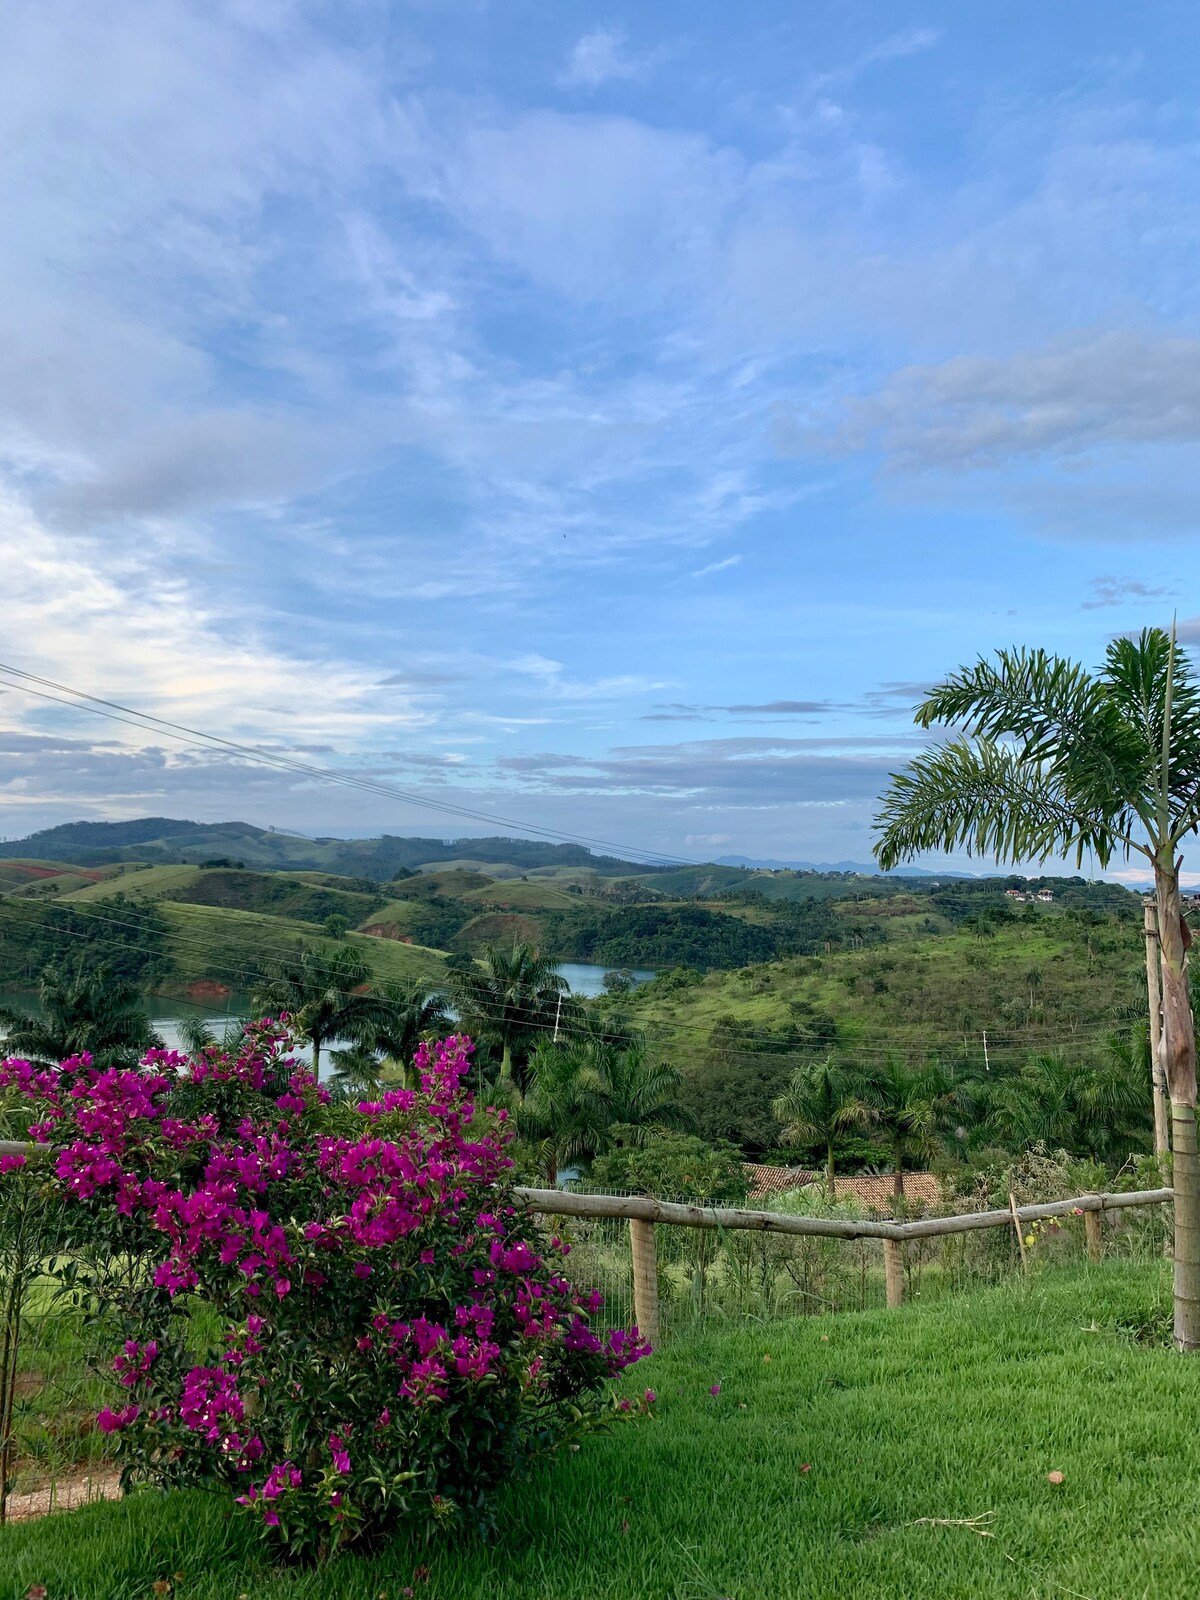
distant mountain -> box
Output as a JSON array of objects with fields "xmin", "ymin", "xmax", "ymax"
[
  {"xmin": 714, "ymin": 855, "xmax": 978, "ymax": 878},
  {"xmin": 0, "ymin": 818, "xmax": 662, "ymax": 880}
]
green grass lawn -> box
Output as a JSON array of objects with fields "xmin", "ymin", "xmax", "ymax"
[{"xmin": 5, "ymin": 1264, "xmax": 1198, "ymax": 1600}]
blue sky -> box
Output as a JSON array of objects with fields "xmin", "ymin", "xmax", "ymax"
[{"xmin": 2, "ymin": 1, "xmax": 1199, "ymax": 876}]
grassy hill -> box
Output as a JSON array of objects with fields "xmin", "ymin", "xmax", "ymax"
[
  {"xmin": 60, "ymin": 864, "xmax": 204, "ymax": 903},
  {"xmin": 0, "ymin": 818, "xmax": 663, "ymax": 880},
  {"xmin": 624, "ymin": 915, "xmax": 1146, "ymax": 1076},
  {"xmin": 156, "ymin": 902, "xmax": 447, "ymax": 998}
]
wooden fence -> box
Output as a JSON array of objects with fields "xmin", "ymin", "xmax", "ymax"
[
  {"xmin": 511, "ymin": 1185, "xmax": 1174, "ymax": 1344},
  {"xmin": 1, "ymin": 1139, "xmax": 1173, "ymax": 1346}
]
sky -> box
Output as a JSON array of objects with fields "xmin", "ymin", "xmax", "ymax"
[{"xmin": 2, "ymin": 0, "xmax": 1200, "ymax": 877}]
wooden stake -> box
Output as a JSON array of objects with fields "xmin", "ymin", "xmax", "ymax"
[
  {"xmin": 1009, "ymin": 1193, "xmax": 1029, "ymax": 1272},
  {"xmin": 883, "ymin": 1238, "xmax": 905, "ymax": 1308},
  {"xmin": 1144, "ymin": 900, "xmax": 1171, "ymax": 1158},
  {"xmin": 1084, "ymin": 1206, "xmax": 1103, "ymax": 1263},
  {"xmin": 628, "ymin": 1219, "xmax": 660, "ymax": 1347}
]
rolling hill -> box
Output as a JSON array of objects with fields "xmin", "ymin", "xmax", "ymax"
[{"xmin": 0, "ymin": 818, "xmax": 663, "ymax": 879}]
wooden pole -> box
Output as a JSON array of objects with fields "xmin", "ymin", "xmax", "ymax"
[
  {"xmin": 628, "ymin": 1219, "xmax": 660, "ymax": 1347},
  {"xmin": 1084, "ymin": 1206, "xmax": 1103, "ymax": 1263},
  {"xmin": 1009, "ymin": 1193, "xmax": 1029, "ymax": 1272},
  {"xmin": 883, "ymin": 1239, "xmax": 905, "ymax": 1308},
  {"xmin": 1144, "ymin": 900, "xmax": 1171, "ymax": 1158}
]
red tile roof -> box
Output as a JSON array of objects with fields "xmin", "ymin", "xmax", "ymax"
[{"xmin": 744, "ymin": 1163, "xmax": 942, "ymax": 1213}]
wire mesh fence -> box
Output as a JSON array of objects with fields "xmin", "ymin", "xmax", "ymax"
[
  {"xmin": 1, "ymin": 1273, "xmax": 122, "ymax": 1525},
  {"xmin": 542, "ymin": 1175, "xmax": 1175, "ymax": 1343},
  {"xmin": 0, "ymin": 1169, "xmax": 1175, "ymax": 1524}
]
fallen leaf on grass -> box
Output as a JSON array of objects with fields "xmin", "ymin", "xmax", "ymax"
[
  {"xmin": 1047, "ymin": 1470, "xmax": 1065, "ymax": 1485},
  {"xmin": 25, "ymin": 1587, "xmax": 48, "ymax": 1600}
]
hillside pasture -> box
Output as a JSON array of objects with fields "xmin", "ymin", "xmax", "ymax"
[
  {"xmin": 59, "ymin": 864, "xmax": 203, "ymax": 903},
  {"xmin": 158, "ymin": 901, "xmax": 448, "ymax": 994}
]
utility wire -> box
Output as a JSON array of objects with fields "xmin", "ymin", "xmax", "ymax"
[
  {"xmin": 0, "ymin": 664, "xmax": 692, "ymax": 868},
  {"xmin": 0, "ymin": 892, "xmax": 1136, "ymax": 1050},
  {"xmin": 0, "ymin": 901, "xmax": 1139, "ymax": 1064}
]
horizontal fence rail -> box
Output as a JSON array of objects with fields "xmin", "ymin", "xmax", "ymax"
[
  {"xmin": 512, "ymin": 1184, "xmax": 1175, "ymax": 1341},
  {"xmin": 2, "ymin": 1140, "xmax": 1174, "ymax": 1345},
  {"xmin": 511, "ymin": 1184, "xmax": 1173, "ymax": 1242}
]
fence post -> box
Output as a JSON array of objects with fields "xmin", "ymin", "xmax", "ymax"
[
  {"xmin": 1084, "ymin": 1206, "xmax": 1103, "ymax": 1263},
  {"xmin": 883, "ymin": 1239, "xmax": 905, "ymax": 1308},
  {"xmin": 629, "ymin": 1219, "xmax": 660, "ymax": 1346}
]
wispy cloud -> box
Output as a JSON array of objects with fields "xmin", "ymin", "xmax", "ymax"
[
  {"xmin": 691, "ymin": 554, "xmax": 743, "ymax": 578},
  {"xmin": 1083, "ymin": 576, "xmax": 1174, "ymax": 610},
  {"xmin": 558, "ymin": 27, "xmax": 646, "ymax": 89}
]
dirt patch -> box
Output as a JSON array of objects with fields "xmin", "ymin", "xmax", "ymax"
[
  {"xmin": 185, "ymin": 979, "xmax": 232, "ymax": 1003},
  {"xmin": 4, "ymin": 1469, "xmax": 121, "ymax": 1523}
]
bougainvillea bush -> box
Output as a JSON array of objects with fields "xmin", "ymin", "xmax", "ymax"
[{"xmin": 0, "ymin": 1025, "xmax": 648, "ymax": 1559}]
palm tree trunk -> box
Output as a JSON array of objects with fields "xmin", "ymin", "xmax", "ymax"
[
  {"xmin": 311, "ymin": 1035, "xmax": 321, "ymax": 1080},
  {"xmin": 500, "ymin": 1039, "xmax": 513, "ymax": 1081},
  {"xmin": 1155, "ymin": 857, "xmax": 1200, "ymax": 1350},
  {"xmin": 893, "ymin": 1143, "xmax": 905, "ymax": 1201},
  {"xmin": 826, "ymin": 1142, "xmax": 835, "ymax": 1198}
]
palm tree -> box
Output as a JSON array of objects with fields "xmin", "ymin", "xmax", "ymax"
[
  {"xmin": 583, "ymin": 1041, "xmax": 692, "ymax": 1142},
  {"xmin": 860, "ymin": 1057, "xmax": 954, "ymax": 1199},
  {"xmin": 450, "ymin": 943, "xmax": 571, "ymax": 1085},
  {"xmin": 873, "ymin": 626, "xmax": 1200, "ymax": 1348},
  {"xmin": 991, "ymin": 1043, "xmax": 1150, "ymax": 1163},
  {"xmin": 176, "ymin": 1015, "xmax": 245, "ymax": 1056},
  {"xmin": 515, "ymin": 1037, "xmax": 691, "ymax": 1184},
  {"xmin": 251, "ymin": 946, "xmax": 394, "ymax": 1078},
  {"xmin": 1024, "ymin": 966, "xmax": 1043, "ymax": 1016},
  {"xmin": 772, "ymin": 1057, "xmax": 873, "ymax": 1195},
  {"xmin": 327, "ymin": 981, "xmax": 450, "ymax": 1097},
  {"xmin": 0, "ymin": 965, "xmax": 162, "ymax": 1068},
  {"xmin": 517, "ymin": 1043, "xmax": 601, "ymax": 1186}
]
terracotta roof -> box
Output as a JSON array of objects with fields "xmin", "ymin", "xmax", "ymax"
[
  {"xmin": 744, "ymin": 1163, "xmax": 820, "ymax": 1198},
  {"xmin": 744, "ymin": 1163, "xmax": 942, "ymax": 1213}
]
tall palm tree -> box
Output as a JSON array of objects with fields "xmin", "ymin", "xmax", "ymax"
[
  {"xmin": 873, "ymin": 626, "xmax": 1200, "ymax": 1348},
  {"xmin": 251, "ymin": 946, "xmax": 394, "ymax": 1079},
  {"xmin": 772, "ymin": 1057, "xmax": 873, "ymax": 1195},
  {"xmin": 450, "ymin": 943, "xmax": 571, "ymax": 1085},
  {"xmin": 582, "ymin": 1041, "xmax": 692, "ymax": 1144},
  {"xmin": 861, "ymin": 1057, "xmax": 954, "ymax": 1200},
  {"xmin": 327, "ymin": 981, "xmax": 450, "ymax": 1097},
  {"xmin": 517, "ymin": 1043, "xmax": 602, "ymax": 1186},
  {"xmin": 0, "ymin": 965, "xmax": 162, "ymax": 1069},
  {"xmin": 991, "ymin": 1044, "xmax": 1151, "ymax": 1164}
]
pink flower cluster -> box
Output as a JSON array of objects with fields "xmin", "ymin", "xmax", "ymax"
[{"xmin": 0, "ymin": 1026, "xmax": 648, "ymax": 1552}]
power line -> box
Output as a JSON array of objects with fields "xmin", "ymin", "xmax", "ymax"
[
  {"xmin": 0, "ymin": 662, "xmax": 695, "ymax": 869},
  {"xmin": 0, "ymin": 900, "xmax": 1140, "ymax": 1065}
]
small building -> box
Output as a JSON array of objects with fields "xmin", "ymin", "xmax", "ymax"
[
  {"xmin": 1005, "ymin": 888, "xmax": 1025, "ymax": 899},
  {"xmin": 1036, "ymin": 889, "xmax": 1054, "ymax": 903}
]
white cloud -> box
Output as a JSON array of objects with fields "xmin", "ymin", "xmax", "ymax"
[
  {"xmin": 691, "ymin": 554, "xmax": 743, "ymax": 578},
  {"xmin": 558, "ymin": 27, "xmax": 645, "ymax": 90},
  {"xmin": 835, "ymin": 332, "xmax": 1200, "ymax": 471},
  {"xmin": 0, "ymin": 489, "xmax": 429, "ymax": 750}
]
